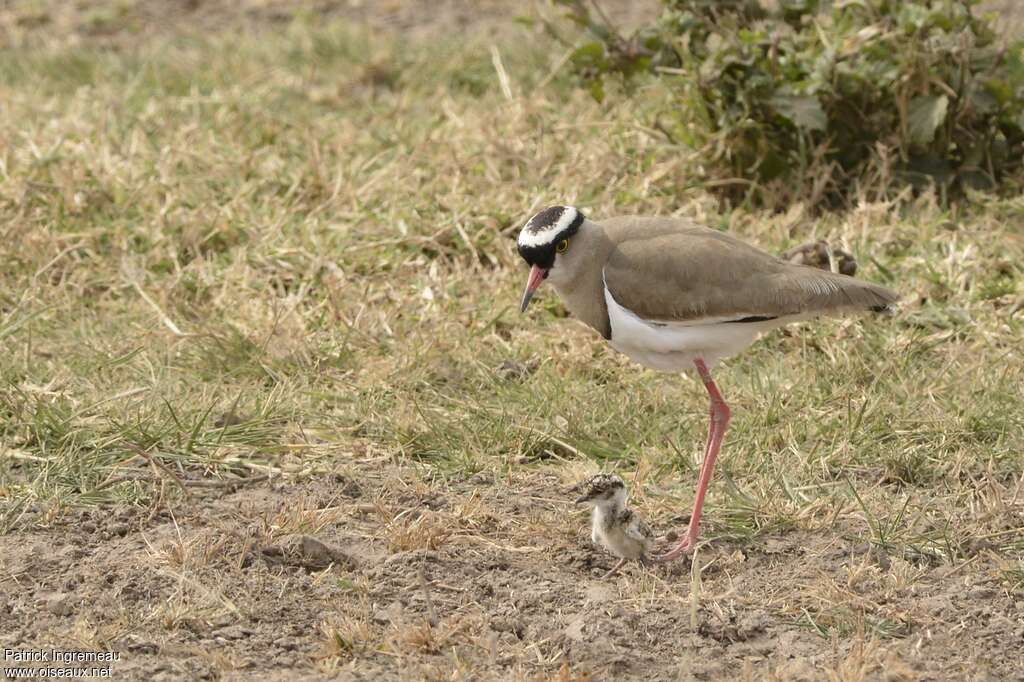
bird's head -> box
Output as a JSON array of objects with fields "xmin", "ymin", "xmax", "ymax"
[
  {"xmin": 574, "ymin": 473, "xmax": 626, "ymax": 509},
  {"xmin": 516, "ymin": 205, "xmax": 585, "ymax": 312}
]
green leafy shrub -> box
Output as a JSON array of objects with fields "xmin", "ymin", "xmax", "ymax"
[{"xmin": 553, "ymin": 0, "xmax": 1024, "ymax": 209}]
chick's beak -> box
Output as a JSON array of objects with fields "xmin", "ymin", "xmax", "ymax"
[
  {"xmin": 519, "ymin": 264, "xmax": 548, "ymax": 313},
  {"xmin": 574, "ymin": 494, "xmax": 591, "ymax": 505}
]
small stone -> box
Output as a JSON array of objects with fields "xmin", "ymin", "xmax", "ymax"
[
  {"xmin": 210, "ymin": 614, "xmax": 233, "ymax": 628},
  {"xmin": 494, "ymin": 358, "xmax": 539, "ymax": 381},
  {"xmin": 262, "ymin": 535, "xmax": 355, "ymax": 571},
  {"xmin": 563, "ymin": 617, "xmax": 585, "ymax": 642},
  {"xmin": 217, "ymin": 625, "xmax": 249, "ymax": 640},
  {"xmin": 738, "ymin": 612, "xmax": 769, "ymax": 636},
  {"xmin": 121, "ymin": 638, "xmax": 159, "ymax": 655},
  {"xmin": 585, "ymin": 584, "xmax": 614, "ymax": 604},
  {"xmin": 372, "ymin": 601, "xmax": 403, "ymax": 626},
  {"xmin": 43, "ymin": 592, "xmax": 73, "ymax": 616},
  {"xmin": 273, "ymin": 637, "xmax": 296, "ymax": 651},
  {"xmin": 490, "ymin": 618, "xmax": 524, "ymax": 639},
  {"xmin": 967, "ymin": 585, "xmax": 996, "ymax": 600},
  {"xmin": 108, "ymin": 523, "xmax": 130, "ymax": 537}
]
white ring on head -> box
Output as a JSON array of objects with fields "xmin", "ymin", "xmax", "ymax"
[{"xmin": 517, "ymin": 206, "xmax": 580, "ymax": 248}]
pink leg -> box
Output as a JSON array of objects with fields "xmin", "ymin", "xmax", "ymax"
[
  {"xmin": 658, "ymin": 357, "xmax": 731, "ymax": 561},
  {"xmin": 695, "ymin": 403, "xmax": 714, "ymax": 485}
]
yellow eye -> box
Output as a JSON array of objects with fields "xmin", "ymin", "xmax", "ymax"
[{"xmin": 556, "ymin": 239, "xmax": 569, "ymax": 254}]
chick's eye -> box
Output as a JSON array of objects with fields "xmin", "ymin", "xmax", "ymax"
[{"xmin": 556, "ymin": 239, "xmax": 569, "ymax": 254}]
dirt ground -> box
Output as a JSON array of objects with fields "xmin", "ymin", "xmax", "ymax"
[{"xmin": 2, "ymin": 458, "xmax": 1023, "ymax": 680}]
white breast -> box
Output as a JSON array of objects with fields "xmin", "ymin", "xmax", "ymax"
[{"xmin": 603, "ymin": 277, "xmax": 787, "ymax": 373}]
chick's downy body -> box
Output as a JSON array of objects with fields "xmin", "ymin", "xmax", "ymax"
[
  {"xmin": 591, "ymin": 505, "xmax": 653, "ymax": 561},
  {"xmin": 575, "ymin": 474, "xmax": 654, "ymax": 577}
]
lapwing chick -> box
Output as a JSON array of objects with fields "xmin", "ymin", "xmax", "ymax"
[
  {"xmin": 574, "ymin": 474, "xmax": 654, "ymax": 579},
  {"xmin": 518, "ymin": 206, "xmax": 898, "ymax": 560}
]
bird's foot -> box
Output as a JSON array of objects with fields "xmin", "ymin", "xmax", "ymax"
[{"xmin": 655, "ymin": 532, "xmax": 694, "ymax": 561}]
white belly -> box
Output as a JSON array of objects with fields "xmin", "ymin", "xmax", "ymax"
[{"xmin": 603, "ymin": 282, "xmax": 786, "ymax": 373}]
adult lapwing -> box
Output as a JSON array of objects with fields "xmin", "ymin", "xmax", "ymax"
[{"xmin": 517, "ymin": 206, "xmax": 897, "ymax": 560}]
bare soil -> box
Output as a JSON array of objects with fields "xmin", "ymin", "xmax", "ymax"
[{"xmin": 3, "ymin": 461, "xmax": 1023, "ymax": 680}]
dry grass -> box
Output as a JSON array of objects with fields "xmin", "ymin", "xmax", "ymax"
[{"xmin": 1, "ymin": 1, "xmax": 1023, "ymax": 679}]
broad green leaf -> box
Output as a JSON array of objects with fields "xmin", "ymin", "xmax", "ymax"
[
  {"xmin": 570, "ymin": 42, "xmax": 606, "ymax": 67},
  {"xmin": 902, "ymin": 153, "xmax": 954, "ymax": 188},
  {"xmin": 769, "ymin": 94, "xmax": 827, "ymax": 131},
  {"xmin": 907, "ymin": 95, "xmax": 948, "ymax": 145}
]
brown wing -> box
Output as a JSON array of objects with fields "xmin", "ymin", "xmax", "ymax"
[{"xmin": 601, "ymin": 218, "xmax": 897, "ymax": 322}]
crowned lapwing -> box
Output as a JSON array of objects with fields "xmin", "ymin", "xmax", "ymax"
[
  {"xmin": 518, "ymin": 206, "xmax": 898, "ymax": 560},
  {"xmin": 574, "ymin": 474, "xmax": 655, "ymax": 578}
]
